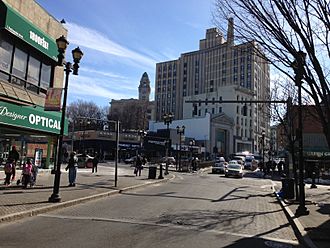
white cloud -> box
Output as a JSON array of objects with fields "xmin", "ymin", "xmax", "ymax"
[
  {"xmin": 67, "ymin": 74, "xmax": 136, "ymax": 101},
  {"xmin": 66, "ymin": 22, "xmax": 157, "ymax": 68},
  {"xmin": 79, "ymin": 67, "xmax": 128, "ymax": 80}
]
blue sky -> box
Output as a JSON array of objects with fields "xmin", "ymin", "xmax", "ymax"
[{"xmin": 35, "ymin": 0, "xmax": 215, "ymax": 108}]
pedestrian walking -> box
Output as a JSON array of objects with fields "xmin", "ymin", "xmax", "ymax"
[
  {"xmin": 8, "ymin": 145, "xmax": 19, "ymax": 168},
  {"xmin": 31, "ymin": 162, "xmax": 39, "ymax": 186},
  {"xmin": 65, "ymin": 152, "xmax": 78, "ymax": 187},
  {"xmin": 4, "ymin": 158, "xmax": 15, "ymax": 186},
  {"xmin": 92, "ymin": 152, "xmax": 99, "ymax": 173},
  {"xmin": 22, "ymin": 158, "xmax": 33, "ymax": 189},
  {"xmin": 134, "ymin": 155, "xmax": 143, "ymax": 176}
]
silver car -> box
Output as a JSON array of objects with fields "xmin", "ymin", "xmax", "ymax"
[
  {"xmin": 212, "ymin": 157, "xmax": 227, "ymax": 174},
  {"xmin": 225, "ymin": 160, "xmax": 243, "ymax": 178}
]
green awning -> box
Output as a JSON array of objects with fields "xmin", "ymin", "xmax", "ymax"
[
  {"xmin": 0, "ymin": 1, "xmax": 58, "ymax": 61},
  {"xmin": 0, "ymin": 100, "xmax": 68, "ymax": 135}
]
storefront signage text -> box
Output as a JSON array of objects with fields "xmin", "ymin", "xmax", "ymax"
[
  {"xmin": 29, "ymin": 30, "xmax": 49, "ymax": 50},
  {"xmin": 1, "ymin": 2, "xmax": 58, "ymax": 61},
  {"xmin": 0, "ymin": 101, "xmax": 67, "ymax": 135}
]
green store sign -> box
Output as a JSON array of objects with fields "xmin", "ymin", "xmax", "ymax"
[
  {"xmin": 0, "ymin": 101, "xmax": 68, "ymax": 135},
  {"xmin": 0, "ymin": 1, "xmax": 58, "ymax": 61}
]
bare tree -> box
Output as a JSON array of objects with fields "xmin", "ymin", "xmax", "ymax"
[
  {"xmin": 67, "ymin": 100, "xmax": 108, "ymax": 130},
  {"xmin": 108, "ymin": 100, "xmax": 149, "ymax": 130},
  {"xmin": 213, "ymin": 0, "xmax": 330, "ymax": 148}
]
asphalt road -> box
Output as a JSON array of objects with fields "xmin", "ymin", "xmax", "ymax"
[{"xmin": 0, "ymin": 170, "xmax": 302, "ymax": 248}]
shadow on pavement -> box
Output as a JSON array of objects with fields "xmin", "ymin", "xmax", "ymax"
[
  {"xmin": 304, "ymin": 218, "xmax": 330, "ymax": 248},
  {"xmin": 2, "ymin": 200, "xmax": 49, "ymax": 207},
  {"xmin": 219, "ymin": 237, "xmax": 300, "ymax": 248}
]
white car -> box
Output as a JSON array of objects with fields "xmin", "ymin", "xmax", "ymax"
[
  {"xmin": 160, "ymin": 156, "xmax": 176, "ymax": 164},
  {"xmin": 225, "ymin": 160, "xmax": 243, "ymax": 178},
  {"xmin": 212, "ymin": 157, "xmax": 227, "ymax": 174},
  {"xmin": 76, "ymin": 154, "xmax": 94, "ymax": 168}
]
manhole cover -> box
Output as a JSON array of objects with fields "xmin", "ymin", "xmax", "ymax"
[{"xmin": 264, "ymin": 240, "xmax": 292, "ymax": 248}]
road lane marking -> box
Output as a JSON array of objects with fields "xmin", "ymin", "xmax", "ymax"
[{"xmin": 38, "ymin": 214, "xmax": 299, "ymax": 245}]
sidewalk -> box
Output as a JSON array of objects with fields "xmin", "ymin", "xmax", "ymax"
[
  {"xmin": 0, "ymin": 163, "xmax": 172, "ymax": 223},
  {"xmin": 272, "ymin": 179, "xmax": 330, "ymax": 248}
]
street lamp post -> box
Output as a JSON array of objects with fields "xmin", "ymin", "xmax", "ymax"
[
  {"xmin": 80, "ymin": 119, "xmax": 90, "ymax": 154},
  {"xmin": 189, "ymin": 139, "xmax": 195, "ymax": 172},
  {"xmin": 291, "ymin": 51, "xmax": 309, "ymax": 216},
  {"xmin": 49, "ymin": 36, "xmax": 83, "ymax": 203},
  {"xmin": 262, "ymin": 131, "xmax": 265, "ymax": 176},
  {"xmin": 162, "ymin": 112, "xmax": 174, "ymax": 176},
  {"xmin": 176, "ymin": 125, "xmax": 185, "ymax": 171}
]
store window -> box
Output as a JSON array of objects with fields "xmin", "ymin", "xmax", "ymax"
[
  {"xmin": 0, "ymin": 33, "xmax": 54, "ymax": 95},
  {"xmin": 12, "ymin": 48, "xmax": 28, "ymax": 79},
  {"xmin": 27, "ymin": 56, "xmax": 40, "ymax": 85},
  {"xmin": 0, "ymin": 40, "xmax": 13, "ymax": 73}
]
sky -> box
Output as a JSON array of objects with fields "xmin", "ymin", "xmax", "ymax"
[{"xmin": 35, "ymin": 0, "xmax": 215, "ymax": 108}]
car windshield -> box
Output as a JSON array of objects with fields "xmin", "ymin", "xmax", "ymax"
[
  {"xmin": 215, "ymin": 163, "xmax": 224, "ymax": 167},
  {"xmin": 228, "ymin": 164, "xmax": 241, "ymax": 169}
]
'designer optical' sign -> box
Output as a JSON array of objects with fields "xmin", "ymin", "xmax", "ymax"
[{"xmin": 0, "ymin": 101, "xmax": 67, "ymax": 135}]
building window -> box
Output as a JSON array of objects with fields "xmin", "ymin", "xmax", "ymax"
[
  {"xmin": 40, "ymin": 63, "xmax": 52, "ymax": 89},
  {"xmin": 27, "ymin": 56, "xmax": 40, "ymax": 86},
  {"xmin": 198, "ymin": 109, "xmax": 201, "ymax": 116},
  {"xmin": 212, "ymin": 108, "xmax": 215, "ymax": 114},
  {"xmin": 12, "ymin": 47, "xmax": 28, "ymax": 79},
  {"xmin": 0, "ymin": 40, "xmax": 13, "ymax": 73},
  {"xmin": 219, "ymin": 107, "xmax": 222, "ymax": 113}
]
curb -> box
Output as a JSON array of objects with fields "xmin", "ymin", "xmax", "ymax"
[
  {"xmin": 271, "ymin": 181, "xmax": 318, "ymax": 248},
  {"xmin": 0, "ymin": 175, "xmax": 174, "ymax": 224}
]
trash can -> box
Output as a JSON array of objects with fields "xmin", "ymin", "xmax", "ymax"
[
  {"xmin": 281, "ymin": 178, "xmax": 295, "ymax": 199},
  {"xmin": 148, "ymin": 166, "xmax": 157, "ymax": 179}
]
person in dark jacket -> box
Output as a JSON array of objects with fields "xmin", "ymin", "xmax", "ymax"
[
  {"xmin": 8, "ymin": 145, "xmax": 19, "ymax": 167},
  {"xmin": 65, "ymin": 152, "xmax": 78, "ymax": 187},
  {"xmin": 134, "ymin": 155, "xmax": 143, "ymax": 176},
  {"xmin": 9, "ymin": 145, "xmax": 19, "ymax": 160},
  {"xmin": 92, "ymin": 153, "xmax": 99, "ymax": 173}
]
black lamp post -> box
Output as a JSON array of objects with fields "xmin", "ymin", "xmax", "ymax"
[
  {"xmin": 49, "ymin": 36, "xmax": 83, "ymax": 203},
  {"xmin": 189, "ymin": 139, "xmax": 195, "ymax": 171},
  {"xmin": 262, "ymin": 131, "xmax": 265, "ymax": 175},
  {"xmin": 176, "ymin": 125, "xmax": 185, "ymax": 171},
  {"xmin": 291, "ymin": 51, "xmax": 309, "ymax": 216},
  {"xmin": 163, "ymin": 112, "xmax": 174, "ymax": 176},
  {"xmin": 81, "ymin": 120, "xmax": 90, "ymax": 154}
]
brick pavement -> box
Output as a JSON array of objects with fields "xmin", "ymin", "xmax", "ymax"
[
  {"xmin": 272, "ymin": 179, "xmax": 330, "ymax": 248},
  {"xmin": 0, "ymin": 163, "xmax": 170, "ymax": 223}
]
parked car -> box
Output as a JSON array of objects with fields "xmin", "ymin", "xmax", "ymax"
[
  {"xmin": 124, "ymin": 156, "xmax": 137, "ymax": 164},
  {"xmin": 76, "ymin": 154, "xmax": 94, "ymax": 168},
  {"xmin": 160, "ymin": 156, "xmax": 176, "ymax": 164},
  {"xmin": 232, "ymin": 156, "xmax": 245, "ymax": 166},
  {"xmin": 212, "ymin": 157, "xmax": 227, "ymax": 174},
  {"xmin": 225, "ymin": 160, "xmax": 243, "ymax": 178},
  {"xmin": 244, "ymin": 156, "xmax": 257, "ymax": 170}
]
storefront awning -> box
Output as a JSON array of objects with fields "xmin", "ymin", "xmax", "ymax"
[
  {"xmin": 0, "ymin": 100, "xmax": 68, "ymax": 135},
  {"xmin": 0, "ymin": 1, "xmax": 58, "ymax": 61}
]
